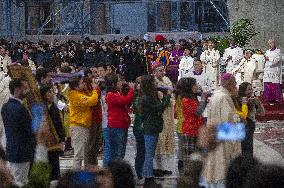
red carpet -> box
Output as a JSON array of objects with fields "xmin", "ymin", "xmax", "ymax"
[{"xmin": 256, "ymin": 101, "xmax": 284, "ymax": 122}]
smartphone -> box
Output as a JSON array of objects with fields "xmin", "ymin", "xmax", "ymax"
[{"xmin": 216, "ymin": 122, "xmax": 246, "ymax": 141}]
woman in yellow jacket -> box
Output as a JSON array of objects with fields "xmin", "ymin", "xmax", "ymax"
[{"xmin": 68, "ymin": 77, "xmax": 99, "ymax": 169}]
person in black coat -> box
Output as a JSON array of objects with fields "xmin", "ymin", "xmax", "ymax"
[
  {"xmin": 1, "ymin": 78, "xmax": 36, "ymax": 187},
  {"xmin": 40, "ymin": 84, "xmax": 65, "ymax": 182}
]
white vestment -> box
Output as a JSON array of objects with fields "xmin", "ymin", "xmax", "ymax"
[
  {"xmin": 178, "ymin": 56, "xmax": 194, "ymax": 80},
  {"xmin": 263, "ymin": 48, "xmax": 282, "ymax": 84},
  {"xmin": 232, "ymin": 57, "xmax": 257, "ymax": 85},
  {"xmin": 186, "ymin": 70, "xmax": 214, "ymax": 92},
  {"xmin": 222, "ymin": 46, "xmax": 243, "ymax": 73},
  {"xmin": 200, "ymin": 48, "xmax": 220, "ymax": 86},
  {"xmin": 0, "ymin": 55, "xmax": 12, "ymax": 73},
  {"xmin": 0, "ymin": 72, "xmax": 11, "ymax": 148},
  {"xmin": 202, "ymin": 87, "xmax": 241, "ymax": 186}
]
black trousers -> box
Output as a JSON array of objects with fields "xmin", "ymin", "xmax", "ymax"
[
  {"xmin": 48, "ymin": 151, "xmax": 60, "ymax": 181},
  {"xmin": 241, "ymin": 118, "xmax": 256, "ymax": 157}
]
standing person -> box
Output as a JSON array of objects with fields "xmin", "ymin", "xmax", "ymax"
[
  {"xmin": 202, "ymin": 73, "xmax": 242, "ymax": 188},
  {"xmin": 68, "ymin": 77, "xmax": 99, "ymax": 169},
  {"xmin": 200, "ymin": 40, "xmax": 220, "ymax": 87},
  {"xmin": 176, "ymin": 78, "xmax": 209, "ymax": 170},
  {"xmin": 178, "ymin": 49, "xmax": 194, "ymax": 80},
  {"xmin": 263, "ymin": 39, "xmax": 283, "ymax": 103},
  {"xmin": 1, "ymin": 78, "xmax": 36, "ymax": 187},
  {"xmin": 186, "ymin": 58, "xmax": 214, "ymax": 94},
  {"xmin": 238, "ymin": 82, "xmax": 265, "ymax": 157},
  {"xmin": 40, "ymin": 84, "xmax": 65, "ymax": 185},
  {"xmin": 140, "ymin": 75, "xmax": 171, "ymax": 187},
  {"xmin": 152, "ymin": 62, "xmax": 175, "ymax": 176},
  {"xmin": 232, "ymin": 49, "xmax": 257, "ymax": 85},
  {"xmin": 132, "ymin": 77, "xmax": 145, "ymax": 182},
  {"xmin": 105, "ymin": 73, "xmax": 134, "ymax": 162},
  {"xmin": 0, "ymin": 46, "xmax": 12, "ymax": 74},
  {"xmin": 222, "ymin": 37, "xmax": 243, "ymax": 74},
  {"xmin": 167, "ymin": 43, "xmax": 183, "ymax": 83},
  {"xmin": 0, "ymin": 72, "xmax": 10, "ymax": 148}
]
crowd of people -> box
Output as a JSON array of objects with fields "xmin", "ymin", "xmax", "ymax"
[{"xmin": 0, "ymin": 34, "xmax": 283, "ymax": 188}]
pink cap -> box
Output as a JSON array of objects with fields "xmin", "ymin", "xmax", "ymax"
[{"xmin": 220, "ymin": 73, "xmax": 233, "ymax": 82}]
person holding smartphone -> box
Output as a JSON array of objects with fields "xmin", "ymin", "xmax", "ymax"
[
  {"xmin": 140, "ymin": 75, "xmax": 171, "ymax": 187},
  {"xmin": 176, "ymin": 77, "xmax": 209, "ymax": 172},
  {"xmin": 238, "ymin": 82, "xmax": 265, "ymax": 157}
]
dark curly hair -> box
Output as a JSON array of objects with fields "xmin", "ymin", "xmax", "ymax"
[
  {"xmin": 176, "ymin": 77, "xmax": 197, "ymax": 99},
  {"xmin": 105, "ymin": 73, "xmax": 119, "ymax": 93},
  {"xmin": 140, "ymin": 75, "xmax": 158, "ymax": 100}
]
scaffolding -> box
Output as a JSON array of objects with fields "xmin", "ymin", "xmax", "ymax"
[{"xmin": 0, "ymin": 0, "xmax": 230, "ymax": 38}]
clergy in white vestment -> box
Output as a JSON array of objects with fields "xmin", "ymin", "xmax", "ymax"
[
  {"xmin": 222, "ymin": 37, "xmax": 243, "ymax": 73},
  {"xmin": 178, "ymin": 49, "xmax": 194, "ymax": 80},
  {"xmin": 202, "ymin": 73, "xmax": 241, "ymax": 188},
  {"xmin": 263, "ymin": 39, "xmax": 283, "ymax": 102},
  {"xmin": 200, "ymin": 40, "xmax": 220, "ymax": 87},
  {"xmin": 0, "ymin": 46, "xmax": 12, "ymax": 74},
  {"xmin": 185, "ymin": 58, "xmax": 214, "ymax": 93},
  {"xmin": 232, "ymin": 49, "xmax": 257, "ymax": 86},
  {"xmin": 252, "ymin": 49, "xmax": 265, "ymax": 80}
]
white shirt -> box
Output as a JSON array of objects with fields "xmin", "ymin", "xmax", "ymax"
[
  {"xmin": 222, "ymin": 46, "xmax": 243, "ymax": 73},
  {"xmin": 178, "ymin": 56, "xmax": 194, "ymax": 80},
  {"xmin": 263, "ymin": 48, "xmax": 282, "ymax": 83}
]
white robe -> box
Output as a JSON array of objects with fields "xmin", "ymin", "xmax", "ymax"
[
  {"xmin": 186, "ymin": 70, "xmax": 214, "ymax": 92},
  {"xmin": 202, "ymin": 87, "xmax": 241, "ymax": 186},
  {"xmin": 222, "ymin": 46, "xmax": 243, "ymax": 73},
  {"xmin": 178, "ymin": 56, "xmax": 194, "ymax": 80},
  {"xmin": 232, "ymin": 57, "xmax": 257, "ymax": 85},
  {"xmin": 0, "ymin": 72, "xmax": 11, "ymax": 148},
  {"xmin": 252, "ymin": 54, "xmax": 265, "ymax": 80},
  {"xmin": 200, "ymin": 49, "xmax": 220, "ymax": 86},
  {"xmin": 0, "ymin": 55, "xmax": 12, "ymax": 73},
  {"xmin": 263, "ymin": 48, "xmax": 282, "ymax": 84}
]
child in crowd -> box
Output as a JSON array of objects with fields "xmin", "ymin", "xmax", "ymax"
[
  {"xmin": 105, "ymin": 73, "xmax": 134, "ymax": 162},
  {"xmin": 140, "ymin": 75, "xmax": 171, "ymax": 187},
  {"xmin": 40, "ymin": 84, "xmax": 66, "ymax": 184},
  {"xmin": 132, "ymin": 77, "xmax": 144, "ymax": 181},
  {"xmin": 238, "ymin": 82, "xmax": 265, "ymax": 156},
  {"xmin": 176, "ymin": 77, "xmax": 209, "ymax": 170}
]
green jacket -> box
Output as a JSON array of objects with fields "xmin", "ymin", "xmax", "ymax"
[
  {"xmin": 133, "ymin": 95, "xmax": 143, "ymax": 131},
  {"xmin": 141, "ymin": 94, "xmax": 170, "ymax": 135}
]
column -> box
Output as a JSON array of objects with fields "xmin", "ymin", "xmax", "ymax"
[
  {"xmin": 90, "ymin": 0, "xmax": 107, "ymax": 34},
  {"xmin": 157, "ymin": 1, "xmax": 171, "ymax": 32}
]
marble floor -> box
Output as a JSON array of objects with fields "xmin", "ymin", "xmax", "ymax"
[{"xmin": 59, "ymin": 120, "xmax": 284, "ymax": 187}]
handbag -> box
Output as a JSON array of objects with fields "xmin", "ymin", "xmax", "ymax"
[{"xmin": 197, "ymin": 124, "xmax": 217, "ymax": 151}]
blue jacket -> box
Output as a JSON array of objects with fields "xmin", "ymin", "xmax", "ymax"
[{"xmin": 1, "ymin": 98, "xmax": 36, "ymax": 163}]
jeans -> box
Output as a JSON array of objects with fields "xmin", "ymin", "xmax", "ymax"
[
  {"xmin": 242, "ymin": 118, "xmax": 255, "ymax": 157},
  {"xmin": 143, "ymin": 134, "xmax": 159, "ymax": 178},
  {"xmin": 109, "ymin": 128, "xmax": 128, "ymax": 161},
  {"xmin": 103, "ymin": 128, "xmax": 111, "ymax": 166},
  {"xmin": 133, "ymin": 128, "xmax": 145, "ymax": 178}
]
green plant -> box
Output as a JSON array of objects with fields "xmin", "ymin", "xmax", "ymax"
[
  {"xmin": 231, "ymin": 18, "xmax": 259, "ymax": 48},
  {"xmin": 209, "ymin": 36, "xmax": 230, "ymax": 56}
]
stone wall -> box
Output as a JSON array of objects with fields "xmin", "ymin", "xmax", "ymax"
[
  {"xmin": 0, "ymin": 1, "xmax": 25, "ymax": 38},
  {"xmin": 227, "ymin": 0, "xmax": 284, "ymax": 51}
]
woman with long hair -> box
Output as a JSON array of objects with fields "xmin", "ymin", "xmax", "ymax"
[
  {"xmin": 176, "ymin": 77, "xmax": 209, "ymax": 169},
  {"xmin": 238, "ymin": 82, "xmax": 265, "ymax": 156},
  {"xmin": 132, "ymin": 76, "xmax": 144, "ymax": 182},
  {"xmin": 105, "ymin": 73, "xmax": 134, "ymax": 163},
  {"xmin": 140, "ymin": 75, "xmax": 171, "ymax": 187}
]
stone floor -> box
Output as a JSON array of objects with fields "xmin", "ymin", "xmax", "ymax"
[{"xmin": 59, "ymin": 120, "xmax": 284, "ymax": 187}]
